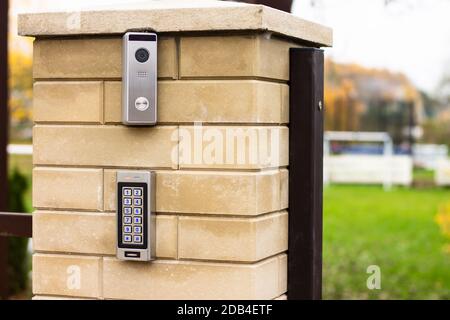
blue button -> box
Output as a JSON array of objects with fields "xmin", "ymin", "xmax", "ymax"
[
  {"xmin": 124, "ymin": 207, "xmax": 132, "ymax": 214},
  {"xmin": 133, "ymin": 198, "xmax": 142, "ymax": 206},
  {"xmin": 123, "ymin": 188, "xmax": 132, "ymax": 196},
  {"xmin": 133, "ymin": 217, "xmax": 142, "ymax": 224},
  {"xmin": 133, "ymin": 226, "xmax": 142, "ymax": 233},
  {"xmin": 133, "ymin": 207, "xmax": 142, "ymax": 215},
  {"xmin": 124, "ymin": 235, "xmax": 132, "ymax": 242},
  {"xmin": 124, "ymin": 216, "xmax": 132, "ymax": 224},
  {"xmin": 124, "ymin": 198, "xmax": 132, "ymax": 205},
  {"xmin": 133, "ymin": 188, "xmax": 142, "ymax": 196},
  {"xmin": 124, "ymin": 226, "xmax": 132, "ymax": 233},
  {"xmin": 133, "ymin": 235, "xmax": 142, "ymax": 243}
]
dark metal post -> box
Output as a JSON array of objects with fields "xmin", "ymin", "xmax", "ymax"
[
  {"xmin": 0, "ymin": 0, "xmax": 9, "ymax": 299},
  {"xmin": 288, "ymin": 48, "xmax": 324, "ymax": 300},
  {"xmin": 408, "ymin": 102, "xmax": 415, "ymax": 155}
]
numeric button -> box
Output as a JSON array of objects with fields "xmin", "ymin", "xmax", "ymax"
[
  {"xmin": 133, "ymin": 217, "xmax": 142, "ymax": 224},
  {"xmin": 124, "ymin": 216, "xmax": 132, "ymax": 224}
]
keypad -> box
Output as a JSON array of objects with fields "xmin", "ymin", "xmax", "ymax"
[{"xmin": 122, "ymin": 186, "xmax": 144, "ymax": 245}]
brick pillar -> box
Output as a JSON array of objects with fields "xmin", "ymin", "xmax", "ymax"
[{"xmin": 19, "ymin": 2, "xmax": 332, "ymax": 300}]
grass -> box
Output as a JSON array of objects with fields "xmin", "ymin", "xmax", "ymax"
[
  {"xmin": 413, "ymin": 168, "xmax": 435, "ymax": 181},
  {"xmin": 323, "ymin": 184, "xmax": 450, "ymax": 299}
]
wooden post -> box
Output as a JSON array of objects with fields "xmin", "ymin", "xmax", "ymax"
[
  {"xmin": 288, "ymin": 48, "xmax": 324, "ymax": 300},
  {"xmin": 0, "ymin": 0, "xmax": 9, "ymax": 299}
]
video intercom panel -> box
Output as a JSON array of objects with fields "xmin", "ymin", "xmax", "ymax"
[
  {"xmin": 116, "ymin": 171, "xmax": 155, "ymax": 261},
  {"xmin": 122, "ymin": 32, "xmax": 157, "ymax": 125}
]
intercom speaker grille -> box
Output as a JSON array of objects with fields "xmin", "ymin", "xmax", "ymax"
[{"xmin": 137, "ymin": 71, "xmax": 149, "ymax": 78}]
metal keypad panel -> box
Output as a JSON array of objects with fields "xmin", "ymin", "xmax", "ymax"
[
  {"xmin": 117, "ymin": 181, "xmax": 148, "ymax": 250},
  {"xmin": 122, "ymin": 186, "xmax": 144, "ymax": 245}
]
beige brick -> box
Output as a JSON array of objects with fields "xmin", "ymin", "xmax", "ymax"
[
  {"xmin": 256, "ymin": 35, "xmax": 300, "ymax": 81},
  {"xmin": 254, "ymin": 254, "xmax": 281, "ymax": 299},
  {"xmin": 256, "ymin": 211, "xmax": 288, "ymax": 261},
  {"xmin": 33, "ymin": 167, "xmax": 103, "ymax": 211},
  {"xmin": 33, "ymin": 211, "xmax": 115, "ymax": 255},
  {"xmin": 103, "ymin": 255, "xmax": 283, "ymax": 299},
  {"xmin": 178, "ymin": 126, "xmax": 288, "ymax": 169},
  {"xmin": 158, "ymin": 37, "xmax": 178, "ymax": 79},
  {"xmin": 157, "ymin": 170, "xmax": 281, "ymax": 215},
  {"xmin": 33, "ymin": 254, "xmax": 101, "ymax": 298},
  {"xmin": 104, "ymin": 169, "xmax": 283, "ymax": 215},
  {"xmin": 103, "ymin": 169, "xmax": 117, "ymax": 212},
  {"xmin": 103, "ymin": 81, "xmax": 122, "ymax": 123},
  {"xmin": 179, "ymin": 211, "xmax": 287, "ymax": 262},
  {"xmin": 281, "ymin": 84, "xmax": 289, "ymax": 123},
  {"xmin": 33, "ymin": 37, "xmax": 177, "ymax": 79},
  {"xmin": 179, "ymin": 35, "xmax": 299, "ymax": 80},
  {"xmin": 280, "ymin": 169, "xmax": 288, "ymax": 210},
  {"xmin": 155, "ymin": 215, "xmax": 178, "ymax": 259},
  {"xmin": 33, "ymin": 211, "xmax": 178, "ymax": 258},
  {"xmin": 33, "ymin": 81, "xmax": 103, "ymax": 123},
  {"xmin": 33, "ymin": 125, "xmax": 178, "ymax": 168},
  {"xmin": 32, "ymin": 295, "xmax": 95, "ymax": 300},
  {"xmin": 105, "ymin": 80, "xmax": 288, "ymax": 124},
  {"xmin": 278, "ymin": 254, "xmax": 288, "ymax": 296}
]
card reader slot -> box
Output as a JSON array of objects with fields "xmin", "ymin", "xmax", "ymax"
[{"xmin": 125, "ymin": 251, "xmax": 141, "ymax": 258}]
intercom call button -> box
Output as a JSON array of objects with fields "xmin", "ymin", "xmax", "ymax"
[{"xmin": 135, "ymin": 97, "xmax": 149, "ymax": 111}]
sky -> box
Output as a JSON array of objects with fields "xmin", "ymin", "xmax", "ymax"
[
  {"xmin": 292, "ymin": 0, "xmax": 450, "ymax": 93},
  {"xmin": 10, "ymin": 0, "xmax": 450, "ymax": 93}
]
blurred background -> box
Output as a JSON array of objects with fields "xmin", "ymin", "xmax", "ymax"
[{"xmin": 2, "ymin": 0, "xmax": 450, "ymax": 299}]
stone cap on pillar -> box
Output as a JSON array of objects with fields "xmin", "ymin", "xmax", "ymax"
[{"xmin": 17, "ymin": 0, "xmax": 332, "ymax": 47}]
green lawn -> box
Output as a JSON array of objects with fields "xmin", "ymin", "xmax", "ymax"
[{"xmin": 324, "ymin": 184, "xmax": 450, "ymax": 299}]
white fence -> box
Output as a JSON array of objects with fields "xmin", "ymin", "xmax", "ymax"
[
  {"xmin": 413, "ymin": 144, "xmax": 448, "ymax": 170},
  {"xmin": 324, "ymin": 155, "xmax": 413, "ymax": 187},
  {"xmin": 435, "ymin": 159, "xmax": 450, "ymax": 186},
  {"xmin": 6, "ymin": 144, "xmax": 33, "ymax": 155}
]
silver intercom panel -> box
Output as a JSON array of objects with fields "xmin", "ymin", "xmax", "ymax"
[
  {"xmin": 116, "ymin": 171, "xmax": 156, "ymax": 261},
  {"xmin": 122, "ymin": 32, "xmax": 157, "ymax": 125}
]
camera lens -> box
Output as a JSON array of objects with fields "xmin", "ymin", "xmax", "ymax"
[{"xmin": 135, "ymin": 48, "xmax": 149, "ymax": 63}]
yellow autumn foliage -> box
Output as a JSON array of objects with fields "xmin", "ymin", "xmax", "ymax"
[
  {"xmin": 324, "ymin": 59, "xmax": 421, "ymax": 132},
  {"xmin": 8, "ymin": 50, "xmax": 33, "ymax": 124}
]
